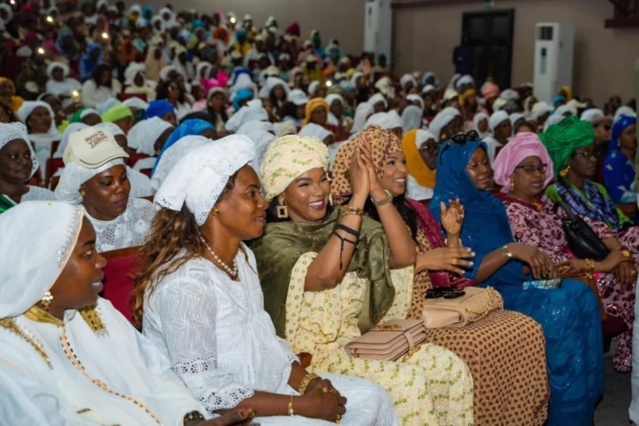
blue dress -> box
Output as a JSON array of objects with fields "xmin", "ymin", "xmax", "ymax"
[
  {"xmin": 430, "ymin": 140, "xmax": 603, "ymax": 426},
  {"xmin": 603, "ymin": 115, "xmax": 637, "ymax": 204}
]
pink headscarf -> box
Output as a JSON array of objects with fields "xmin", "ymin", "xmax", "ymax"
[
  {"xmin": 493, "ymin": 132, "xmax": 554, "ymax": 193},
  {"xmin": 481, "ymin": 82, "xmax": 500, "ymax": 101}
]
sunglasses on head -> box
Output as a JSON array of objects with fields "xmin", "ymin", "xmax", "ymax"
[{"xmin": 441, "ymin": 130, "xmax": 481, "ymax": 154}]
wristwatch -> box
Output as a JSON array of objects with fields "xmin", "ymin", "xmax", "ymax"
[{"xmin": 371, "ymin": 189, "xmax": 393, "ymax": 207}]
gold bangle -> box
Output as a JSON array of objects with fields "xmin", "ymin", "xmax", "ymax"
[
  {"xmin": 288, "ymin": 394, "xmax": 295, "ymax": 416},
  {"xmin": 298, "ymin": 372, "xmax": 320, "ymax": 395},
  {"xmin": 585, "ymin": 258, "xmax": 595, "ymax": 279},
  {"xmin": 501, "ymin": 244, "xmax": 513, "ymax": 259},
  {"xmin": 342, "ymin": 206, "xmax": 365, "ymax": 217},
  {"xmin": 445, "ymin": 237, "xmax": 462, "ymax": 247}
]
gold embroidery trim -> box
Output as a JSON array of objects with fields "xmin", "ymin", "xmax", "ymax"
[{"xmin": 0, "ymin": 318, "xmax": 52, "ymax": 368}]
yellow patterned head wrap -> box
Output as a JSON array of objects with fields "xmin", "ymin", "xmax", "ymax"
[{"xmin": 260, "ymin": 135, "xmax": 330, "ymax": 201}]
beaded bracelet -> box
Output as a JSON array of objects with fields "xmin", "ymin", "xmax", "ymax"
[
  {"xmin": 501, "ymin": 245, "xmax": 513, "ymax": 259},
  {"xmin": 288, "ymin": 394, "xmax": 295, "ymax": 416},
  {"xmin": 343, "ymin": 206, "xmax": 365, "ymax": 217}
]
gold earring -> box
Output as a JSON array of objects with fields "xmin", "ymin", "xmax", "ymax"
[
  {"xmin": 41, "ymin": 291, "xmax": 53, "ymax": 311},
  {"xmin": 510, "ymin": 179, "xmax": 515, "ymax": 192},
  {"xmin": 328, "ymin": 193, "xmax": 334, "ymax": 206},
  {"xmin": 80, "ymin": 188, "xmax": 86, "ymax": 197},
  {"xmin": 211, "ymin": 209, "xmax": 220, "ymax": 217},
  {"xmin": 276, "ymin": 200, "xmax": 289, "ymax": 219},
  {"xmin": 560, "ymin": 166, "xmax": 570, "ymax": 177}
]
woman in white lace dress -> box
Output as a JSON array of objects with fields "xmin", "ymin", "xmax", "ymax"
[
  {"xmin": 0, "ymin": 123, "xmax": 56, "ymax": 213},
  {"xmin": 133, "ymin": 134, "xmax": 398, "ymax": 425},
  {"xmin": 55, "ymin": 126, "xmax": 155, "ymax": 252}
]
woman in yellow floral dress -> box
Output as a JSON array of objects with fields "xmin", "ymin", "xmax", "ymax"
[{"xmin": 251, "ymin": 132, "xmax": 474, "ymax": 426}]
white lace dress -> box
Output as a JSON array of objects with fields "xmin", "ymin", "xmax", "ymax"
[
  {"xmin": 87, "ymin": 198, "xmax": 156, "ymax": 252},
  {"xmin": 127, "ymin": 166, "xmax": 154, "ymax": 198},
  {"xmin": 142, "ymin": 246, "xmax": 398, "ymax": 426}
]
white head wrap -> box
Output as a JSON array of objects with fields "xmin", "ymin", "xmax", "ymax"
[
  {"xmin": 124, "ymin": 62, "xmax": 147, "ymax": 86},
  {"xmin": 207, "ymin": 87, "xmax": 228, "ymax": 101},
  {"xmin": 509, "ymin": 112, "xmax": 525, "ymax": 126},
  {"xmin": 374, "ymin": 77, "xmax": 391, "ymax": 95},
  {"xmin": 80, "ymin": 108, "xmax": 101, "ymax": 120},
  {"xmin": 455, "ymin": 75, "xmax": 475, "ymax": 89},
  {"xmin": 96, "ymin": 98, "xmax": 122, "ymax": 115},
  {"xmin": 299, "ymin": 123, "xmax": 332, "ymax": 141},
  {"xmin": 401, "ymin": 105, "xmax": 423, "ymax": 134},
  {"xmin": 17, "ymin": 101, "xmax": 58, "ymax": 137},
  {"xmin": 154, "ymin": 135, "xmax": 256, "ymax": 225},
  {"xmin": 159, "ymin": 65, "xmax": 178, "ymax": 82},
  {"xmin": 406, "ymin": 94, "xmax": 424, "ymax": 110},
  {"xmin": 258, "ymin": 76, "xmax": 290, "ymax": 99},
  {"xmin": 543, "ymin": 113, "xmax": 566, "ymax": 132},
  {"xmin": 122, "ymin": 97, "xmax": 149, "ymax": 111},
  {"xmin": 55, "ymin": 159, "xmax": 124, "ymax": 204},
  {"xmin": 128, "ymin": 118, "xmax": 174, "ymax": 156},
  {"xmin": 307, "ymin": 81, "xmax": 320, "ymax": 97},
  {"xmin": 46, "ymin": 61, "xmax": 70, "ymax": 80},
  {"xmin": 414, "ymin": 129, "xmax": 436, "ymax": 150},
  {"xmin": 288, "ymin": 89, "xmax": 309, "ymax": 106},
  {"xmin": 489, "ymin": 110, "xmax": 510, "ymax": 132},
  {"xmin": 400, "ymin": 74, "xmax": 417, "ymax": 90},
  {"xmin": 0, "ymin": 201, "xmax": 85, "ymax": 318},
  {"xmin": 554, "ymin": 105, "xmax": 577, "ymax": 117},
  {"xmin": 0, "ymin": 123, "xmax": 39, "ymax": 178},
  {"xmin": 428, "ymin": 111, "xmax": 456, "ymax": 142},
  {"xmin": 152, "ymin": 136, "xmax": 210, "ymax": 190},
  {"xmin": 366, "ymin": 110, "xmax": 402, "ymax": 130},
  {"xmin": 96, "ymin": 121, "xmax": 125, "ymax": 138},
  {"xmin": 195, "ymin": 62, "xmax": 213, "ymax": 82},
  {"xmin": 56, "ymin": 123, "xmax": 88, "ymax": 158},
  {"xmin": 272, "ymin": 121, "xmax": 297, "ymax": 137},
  {"xmin": 247, "ymin": 130, "xmax": 276, "ymax": 175},
  {"xmin": 499, "ymin": 89, "xmax": 520, "ymax": 101},
  {"xmin": 492, "ymin": 97, "xmax": 507, "ymax": 112},
  {"xmin": 368, "ymin": 93, "xmax": 387, "ymax": 109},
  {"xmin": 225, "ymin": 104, "xmax": 268, "ymax": 132},
  {"xmin": 473, "ymin": 112, "xmax": 490, "ymax": 139},
  {"xmin": 580, "ymin": 108, "xmax": 606, "ymax": 123},
  {"xmin": 421, "ymin": 84, "xmax": 435, "ymax": 96},
  {"xmin": 350, "ymin": 72, "xmax": 363, "ymax": 87},
  {"xmin": 351, "ymin": 102, "xmax": 374, "ymax": 135},
  {"xmin": 615, "ymin": 106, "xmax": 635, "ymax": 120},
  {"xmin": 325, "ymin": 93, "xmax": 344, "ymax": 107},
  {"xmin": 531, "ymin": 102, "xmax": 552, "ymax": 120}
]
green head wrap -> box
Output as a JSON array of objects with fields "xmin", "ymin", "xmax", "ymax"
[
  {"xmin": 101, "ymin": 105, "xmax": 133, "ymax": 123},
  {"xmin": 539, "ymin": 115, "xmax": 595, "ymax": 177}
]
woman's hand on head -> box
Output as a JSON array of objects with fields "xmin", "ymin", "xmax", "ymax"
[
  {"xmin": 509, "ymin": 244, "xmax": 557, "ymax": 279},
  {"xmin": 417, "ymin": 247, "xmax": 474, "ymax": 275},
  {"xmin": 440, "ymin": 199, "xmax": 464, "ymax": 236},
  {"xmin": 349, "ymin": 145, "xmax": 370, "ymax": 202}
]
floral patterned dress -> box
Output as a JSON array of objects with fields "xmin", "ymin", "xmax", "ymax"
[
  {"xmin": 499, "ymin": 194, "xmax": 638, "ymax": 372},
  {"xmin": 285, "ymin": 252, "xmax": 475, "ymax": 426}
]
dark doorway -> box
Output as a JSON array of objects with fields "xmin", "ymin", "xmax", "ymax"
[{"xmin": 461, "ymin": 9, "xmax": 515, "ymax": 89}]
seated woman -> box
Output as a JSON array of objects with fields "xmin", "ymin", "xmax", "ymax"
[
  {"xmin": 0, "ymin": 201, "xmax": 257, "ymax": 426},
  {"xmin": 81, "ymin": 64, "xmax": 122, "ymax": 109},
  {"xmin": 603, "ymin": 115, "xmax": 637, "ymax": 205},
  {"xmin": 70, "ymin": 108, "xmax": 102, "ymax": 127},
  {"xmin": 55, "ymin": 126, "xmax": 155, "ymax": 252},
  {"xmin": 332, "ymin": 126, "xmax": 550, "ymax": 425},
  {"xmin": 402, "ymin": 129, "xmax": 437, "ymax": 201},
  {"xmin": 494, "ymin": 131, "xmax": 636, "ymax": 371},
  {"xmin": 481, "ymin": 110, "xmax": 511, "ymax": 164},
  {"xmin": 45, "ymin": 62, "xmax": 82, "ymax": 101},
  {"xmin": 156, "ymin": 79, "xmax": 192, "ymax": 121},
  {"xmin": 542, "ymin": 116, "xmax": 639, "ymax": 372},
  {"xmin": 0, "ymin": 123, "xmax": 56, "ymax": 213},
  {"xmin": 429, "ymin": 134, "xmax": 603, "ymax": 425},
  {"xmin": 146, "ymin": 99, "xmax": 179, "ymax": 127},
  {"xmin": 17, "ymin": 101, "xmax": 60, "ymax": 173},
  {"xmin": 325, "ymin": 93, "xmax": 353, "ymax": 142},
  {"xmin": 128, "ymin": 117, "xmax": 175, "ymax": 172},
  {"xmin": 134, "ymin": 135, "xmax": 397, "ymax": 425},
  {"xmin": 302, "ymin": 98, "xmax": 330, "ymax": 129},
  {"xmin": 252, "ymin": 132, "xmax": 474, "ymax": 426},
  {"xmin": 206, "ymin": 88, "xmax": 229, "ymax": 134}
]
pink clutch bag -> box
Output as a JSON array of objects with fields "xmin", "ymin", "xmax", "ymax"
[{"xmin": 345, "ymin": 319, "xmax": 428, "ymax": 361}]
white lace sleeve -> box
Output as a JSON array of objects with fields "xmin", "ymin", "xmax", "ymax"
[{"xmin": 148, "ymin": 270, "xmax": 255, "ymax": 414}]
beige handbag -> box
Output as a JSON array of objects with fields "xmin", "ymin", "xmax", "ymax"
[
  {"xmin": 422, "ymin": 286, "xmax": 504, "ymax": 329},
  {"xmin": 345, "ymin": 319, "xmax": 428, "ymax": 361}
]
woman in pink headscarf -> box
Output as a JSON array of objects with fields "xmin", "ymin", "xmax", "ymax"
[{"xmin": 493, "ymin": 132, "xmax": 635, "ymax": 364}]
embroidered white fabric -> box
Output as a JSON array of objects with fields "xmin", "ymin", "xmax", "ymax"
[
  {"xmin": 87, "ymin": 198, "xmax": 156, "ymax": 252},
  {"xmin": 126, "ymin": 166, "xmax": 154, "ymax": 198},
  {"xmin": 22, "ymin": 186, "xmax": 57, "ymax": 202},
  {"xmin": 142, "ymin": 248, "xmax": 397, "ymax": 425},
  {"xmin": 55, "ymin": 159, "xmax": 125, "ymax": 204},
  {"xmin": 151, "ymin": 136, "xmax": 209, "ymax": 190},
  {"xmin": 0, "ymin": 123, "xmax": 40, "ymax": 178},
  {"xmin": 154, "ymin": 135, "xmax": 255, "ymax": 226}
]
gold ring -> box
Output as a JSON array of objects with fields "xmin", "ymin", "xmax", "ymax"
[
  {"xmin": 622, "ymin": 250, "xmax": 631, "ymax": 259},
  {"xmin": 335, "ymin": 414, "xmax": 341, "ymax": 423},
  {"xmin": 451, "ymin": 258, "xmax": 458, "ymax": 265}
]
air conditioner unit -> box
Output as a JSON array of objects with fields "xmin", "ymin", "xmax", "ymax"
[
  {"xmin": 533, "ymin": 23, "xmax": 574, "ymax": 103},
  {"xmin": 364, "ymin": 0, "xmax": 392, "ymax": 61}
]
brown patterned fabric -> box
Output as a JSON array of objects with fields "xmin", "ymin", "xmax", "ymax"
[
  {"xmin": 410, "ymin": 227, "xmax": 550, "ymax": 425},
  {"xmin": 330, "ymin": 125, "xmax": 403, "ymax": 205}
]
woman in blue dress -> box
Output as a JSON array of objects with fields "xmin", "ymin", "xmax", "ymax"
[{"xmin": 429, "ymin": 134, "xmax": 603, "ymax": 426}]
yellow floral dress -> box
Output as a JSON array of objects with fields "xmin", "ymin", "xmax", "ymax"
[{"xmin": 285, "ymin": 253, "xmax": 474, "ymax": 426}]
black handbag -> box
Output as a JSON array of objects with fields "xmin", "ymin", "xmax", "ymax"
[{"xmin": 557, "ymin": 201, "xmax": 610, "ymax": 261}]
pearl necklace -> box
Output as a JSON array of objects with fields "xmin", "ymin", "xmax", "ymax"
[{"xmin": 199, "ymin": 235, "xmax": 239, "ymax": 280}]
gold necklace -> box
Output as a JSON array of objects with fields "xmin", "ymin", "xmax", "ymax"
[
  {"xmin": 0, "ymin": 317, "xmax": 52, "ymax": 368},
  {"xmin": 79, "ymin": 305, "xmax": 107, "ymax": 336},
  {"xmin": 24, "ymin": 305, "xmax": 64, "ymax": 326}
]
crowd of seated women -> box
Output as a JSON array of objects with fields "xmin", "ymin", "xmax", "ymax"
[{"xmin": 1, "ymin": 1, "xmax": 638, "ymax": 425}]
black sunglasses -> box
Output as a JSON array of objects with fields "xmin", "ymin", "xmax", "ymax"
[{"xmin": 441, "ymin": 130, "xmax": 481, "ymax": 154}]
